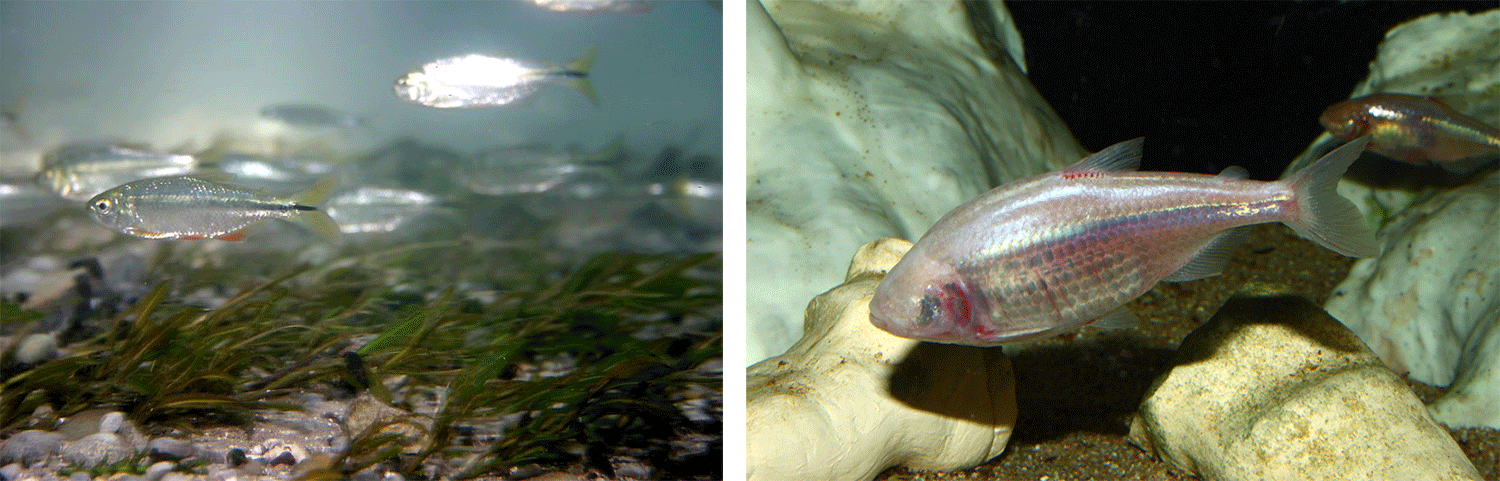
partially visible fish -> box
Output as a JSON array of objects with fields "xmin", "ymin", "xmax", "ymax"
[
  {"xmin": 1320, "ymin": 93, "xmax": 1499, "ymax": 171},
  {"xmin": 87, "ymin": 175, "xmax": 340, "ymax": 242},
  {"xmin": 394, "ymin": 49, "xmax": 600, "ymax": 108},
  {"xmin": 463, "ymin": 138, "xmax": 622, "ymax": 195},
  {"xmin": 260, "ymin": 103, "xmax": 365, "ymax": 129},
  {"xmin": 38, "ymin": 142, "xmax": 199, "ymax": 201},
  {"xmin": 869, "ymin": 137, "xmax": 1378, "ymax": 346},
  {"xmin": 530, "ymin": 0, "xmax": 652, "ymax": 14},
  {"xmin": 323, "ymin": 186, "xmax": 450, "ymax": 234}
]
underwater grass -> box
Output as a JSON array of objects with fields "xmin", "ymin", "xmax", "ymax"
[{"xmin": 0, "ymin": 243, "xmax": 722, "ymax": 479}]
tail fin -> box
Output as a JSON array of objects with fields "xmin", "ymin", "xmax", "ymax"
[
  {"xmin": 288, "ymin": 176, "xmax": 341, "ymax": 243},
  {"xmin": 567, "ymin": 47, "xmax": 600, "ymax": 106},
  {"xmin": 1282, "ymin": 137, "xmax": 1378, "ymax": 258}
]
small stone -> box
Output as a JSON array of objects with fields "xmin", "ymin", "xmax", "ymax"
[
  {"xmin": 160, "ymin": 473, "xmax": 195, "ymax": 481},
  {"xmin": 62, "ymin": 432, "xmax": 132, "ymax": 467},
  {"xmin": 12, "ymin": 333, "xmax": 59, "ymax": 365},
  {"xmin": 267, "ymin": 449, "xmax": 297, "ymax": 466},
  {"xmin": 98, "ymin": 411, "xmax": 125, "ymax": 435},
  {"xmin": 146, "ymin": 438, "xmax": 196, "ymax": 461},
  {"xmin": 225, "ymin": 447, "xmax": 247, "ymax": 467},
  {"xmin": 0, "ymin": 430, "xmax": 65, "ymax": 467},
  {"xmin": 2, "ymin": 462, "xmax": 23, "ymax": 480},
  {"xmin": 144, "ymin": 461, "xmax": 175, "ymax": 481},
  {"xmin": 610, "ymin": 456, "xmax": 653, "ymax": 480},
  {"xmin": 69, "ymin": 472, "xmax": 89, "ymax": 481}
]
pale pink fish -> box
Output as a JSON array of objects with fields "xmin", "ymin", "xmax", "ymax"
[
  {"xmin": 1320, "ymin": 93, "xmax": 1499, "ymax": 171},
  {"xmin": 869, "ymin": 137, "xmax": 1377, "ymax": 346}
]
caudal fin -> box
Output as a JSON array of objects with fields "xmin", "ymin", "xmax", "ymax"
[
  {"xmin": 1282, "ymin": 137, "xmax": 1378, "ymax": 258},
  {"xmin": 567, "ymin": 47, "xmax": 600, "ymax": 106}
]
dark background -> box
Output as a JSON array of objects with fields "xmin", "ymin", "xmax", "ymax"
[{"xmin": 1006, "ymin": 1, "xmax": 1493, "ymax": 180}]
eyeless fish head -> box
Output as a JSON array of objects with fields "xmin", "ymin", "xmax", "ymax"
[
  {"xmin": 393, "ymin": 73, "xmax": 432, "ymax": 103},
  {"xmin": 870, "ymin": 254, "xmax": 972, "ymax": 343}
]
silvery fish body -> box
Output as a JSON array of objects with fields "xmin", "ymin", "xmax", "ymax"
[
  {"xmin": 463, "ymin": 141, "xmax": 620, "ymax": 195},
  {"xmin": 259, "ymin": 103, "xmax": 364, "ymax": 129},
  {"xmin": 870, "ymin": 137, "xmax": 1377, "ymax": 346},
  {"xmin": 1320, "ymin": 93, "xmax": 1499, "ymax": 170},
  {"xmin": 87, "ymin": 175, "xmax": 339, "ymax": 242},
  {"xmin": 324, "ymin": 186, "xmax": 447, "ymax": 234},
  {"xmin": 39, "ymin": 142, "xmax": 198, "ymax": 201},
  {"xmin": 394, "ymin": 49, "xmax": 599, "ymax": 108},
  {"xmin": 530, "ymin": 0, "xmax": 652, "ymax": 14}
]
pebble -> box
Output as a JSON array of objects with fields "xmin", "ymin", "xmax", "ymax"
[
  {"xmin": 2, "ymin": 463, "xmax": 21, "ymax": 480},
  {"xmin": 11, "ymin": 334, "xmax": 59, "ymax": 365},
  {"xmin": 0, "ymin": 430, "xmax": 65, "ymax": 467},
  {"xmin": 69, "ymin": 472, "xmax": 89, "ymax": 481},
  {"xmin": 1130, "ymin": 295, "xmax": 1484, "ymax": 480},
  {"xmin": 62, "ymin": 432, "xmax": 132, "ymax": 467},
  {"xmin": 146, "ymin": 437, "xmax": 196, "ymax": 461},
  {"xmin": 143, "ymin": 460, "xmax": 175, "ymax": 481},
  {"xmin": 226, "ymin": 447, "xmax": 247, "ymax": 467},
  {"xmin": 98, "ymin": 411, "xmax": 125, "ymax": 435}
]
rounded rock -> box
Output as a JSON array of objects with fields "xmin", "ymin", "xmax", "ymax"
[
  {"xmin": 98, "ymin": 411, "xmax": 125, "ymax": 435},
  {"xmin": 0, "ymin": 430, "xmax": 65, "ymax": 467},
  {"xmin": 13, "ymin": 333, "xmax": 59, "ymax": 365},
  {"xmin": 146, "ymin": 437, "xmax": 196, "ymax": 461},
  {"xmin": 62, "ymin": 432, "xmax": 132, "ymax": 468},
  {"xmin": 144, "ymin": 460, "xmax": 175, "ymax": 481}
]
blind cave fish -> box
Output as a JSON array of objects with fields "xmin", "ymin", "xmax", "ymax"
[
  {"xmin": 870, "ymin": 137, "xmax": 1377, "ymax": 346},
  {"xmin": 1319, "ymin": 93, "xmax": 1499, "ymax": 171}
]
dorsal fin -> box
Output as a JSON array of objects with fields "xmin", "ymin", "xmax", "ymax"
[
  {"xmin": 1217, "ymin": 166, "xmax": 1249, "ymax": 180},
  {"xmin": 1063, "ymin": 137, "xmax": 1144, "ymax": 173}
]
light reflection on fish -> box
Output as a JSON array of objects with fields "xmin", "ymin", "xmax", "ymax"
[
  {"xmin": 259, "ymin": 103, "xmax": 365, "ymax": 130},
  {"xmin": 324, "ymin": 186, "xmax": 450, "ymax": 234},
  {"xmin": 870, "ymin": 137, "xmax": 1377, "ymax": 346},
  {"xmin": 87, "ymin": 175, "xmax": 340, "ymax": 242},
  {"xmin": 530, "ymin": 0, "xmax": 652, "ymax": 14},
  {"xmin": 1320, "ymin": 93, "xmax": 1499, "ymax": 171},
  {"xmin": 394, "ymin": 49, "xmax": 599, "ymax": 108},
  {"xmin": 463, "ymin": 139, "xmax": 622, "ymax": 195},
  {"xmin": 38, "ymin": 142, "xmax": 199, "ymax": 201}
]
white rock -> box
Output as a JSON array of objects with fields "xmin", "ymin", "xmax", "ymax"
[
  {"xmin": 98, "ymin": 411, "xmax": 125, "ymax": 435},
  {"xmin": 747, "ymin": 238, "xmax": 1015, "ymax": 481},
  {"xmin": 745, "ymin": 0, "xmax": 1084, "ymax": 364},
  {"xmin": 1325, "ymin": 172, "xmax": 1500, "ymax": 428},
  {"xmin": 1131, "ymin": 296, "xmax": 1482, "ymax": 480}
]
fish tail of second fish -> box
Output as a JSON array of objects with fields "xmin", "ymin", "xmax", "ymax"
[
  {"xmin": 1279, "ymin": 136, "xmax": 1377, "ymax": 258},
  {"xmin": 287, "ymin": 176, "xmax": 342, "ymax": 243},
  {"xmin": 565, "ymin": 47, "xmax": 601, "ymax": 106}
]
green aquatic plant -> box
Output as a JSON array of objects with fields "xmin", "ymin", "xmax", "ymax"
[{"xmin": 1, "ymin": 245, "xmax": 721, "ymax": 480}]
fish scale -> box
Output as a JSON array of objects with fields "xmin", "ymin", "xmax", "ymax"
[{"xmin": 870, "ymin": 137, "xmax": 1377, "ymax": 346}]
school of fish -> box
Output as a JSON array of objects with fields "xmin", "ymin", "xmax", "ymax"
[{"xmin": 870, "ymin": 137, "xmax": 1378, "ymax": 346}]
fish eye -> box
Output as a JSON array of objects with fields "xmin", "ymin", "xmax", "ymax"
[
  {"xmin": 918, "ymin": 295, "xmax": 942, "ymax": 325},
  {"xmin": 92, "ymin": 198, "xmax": 112, "ymax": 214}
]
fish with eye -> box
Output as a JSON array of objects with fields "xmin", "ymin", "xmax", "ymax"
[
  {"xmin": 1320, "ymin": 93, "xmax": 1499, "ymax": 172},
  {"xmin": 394, "ymin": 48, "xmax": 599, "ymax": 108},
  {"xmin": 870, "ymin": 137, "xmax": 1378, "ymax": 346},
  {"xmin": 87, "ymin": 175, "xmax": 340, "ymax": 242}
]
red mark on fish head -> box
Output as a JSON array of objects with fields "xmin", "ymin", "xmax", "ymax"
[{"xmin": 940, "ymin": 282, "xmax": 976, "ymax": 331}]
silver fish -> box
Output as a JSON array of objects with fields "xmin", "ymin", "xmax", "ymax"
[
  {"xmin": 530, "ymin": 0, "xmax": 652, "ymax": 14},
  {"xmin": 87, "ymin": 175, "xmax": 340, "ymax": 242},
  {"xmin": 39, "ymin": 142, "xmax": 198, "ymax": 201},
  {"xmin": 870, "ymin": 137, "xmax": 1378, "ymax": 346},
  {"xmin": 324, "ymin": 187, "xmax": 449, "ymax": 234},
  {"xmin": 463, "ymin": 140, "xmax": 621, "ymax": 195},
  {"xmin": 394, "ymin": 49, "xmax": 599, "ymax": 108},
  {"xmin": 260, "ymin": 103, "xmax": 365, "ymax": 129}
]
